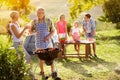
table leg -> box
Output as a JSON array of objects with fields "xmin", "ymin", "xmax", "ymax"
[
  {"xmin": 58, "ymin": 43, "xmax": 66, "ymax": 59},
  {"xmin": 85, "ymin": 44, "xmax": 90, "ymax": 60}
]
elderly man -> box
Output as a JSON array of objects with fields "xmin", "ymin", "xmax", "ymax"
[
  {"xmin": 82, "ymin": 13, "xmax": 97, "ymax": 57},
  {"xmin": 30, "ymin": 8, "xmax": 55, "ymax": 75}
]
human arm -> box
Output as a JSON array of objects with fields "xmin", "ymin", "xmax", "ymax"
[
  {"xmin": 70, "ymin": 28, "xmax": 73, "ymax": 36},
  {"xmin": 91, "ymin": 20, "xmax": 96, "ymax": 36},
  {"xmin": 44, "ymin": 19, "xmax": 55, "ymax": 42},
  {"xmin": 82, "ymin": 26, "xmax": 87, "ymax": 36},
  {"xmin": 81, "ymin": 20, "xmax": 87, "ymax": 35},
  {"xmin": 29, "ymin": 20, "xmax": 36, "ymax": 34},
  {"xmin": 11, "ymin": 25, "xmax": 28, "ymax": 39}
]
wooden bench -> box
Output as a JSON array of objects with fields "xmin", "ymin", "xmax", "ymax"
[{"xmin": 58, "ymin": 40, "xmax": 95, "ymax": 60}]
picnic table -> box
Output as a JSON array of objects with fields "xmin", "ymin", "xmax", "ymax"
[{"xmin": 58, "ymin": 40, "xmax": 95, "ymax": 60}]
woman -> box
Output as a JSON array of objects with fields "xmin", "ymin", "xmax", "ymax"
[
  {"xmin": 56, "ymin": 14, "xmax": 68, "ymax": 43},
  {"xmin": 8, "ymin": 11, "xmax": 31, "ymax": 62}
]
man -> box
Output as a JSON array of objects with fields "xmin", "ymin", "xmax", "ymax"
[
  {"xmin": 82, "ymin": 13, "xmax": 97, "ymax": 57},
  {"xmin": 30, "ymin": 8, "xmax": 55, "ymax": 75}
]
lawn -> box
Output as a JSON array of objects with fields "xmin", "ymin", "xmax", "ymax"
[
  {"xmin": 0, "ymin": 30, "xmax": 120, "ymax": 80},
  {"xmin": 31, "ymin": 30, "xmax": 120, "ymax": 80}
]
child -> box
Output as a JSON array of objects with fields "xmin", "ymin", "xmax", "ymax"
[
  {"xmin": 70, "ymin": 21, "xmax": 81, "ymax": 54},
  {"xmin": 56, "ymin": 14, "xmax": 68, "ymax": 43}
]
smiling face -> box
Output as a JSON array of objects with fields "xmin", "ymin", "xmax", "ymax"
[
  {"xmin": 84, "ymin": 16, "xmax": 90, "ymax": 22},
  {"xmin": 60, "ymin": 15, "xmax": 65, "ymax": 21},
  {"xmin": 84, "ymin": 14, "xmax": 91, "ymax": 22},
  {"xmin": 74, "ymin": 22, "xmax": 79, "ymax": 28},
  {"xmin": 10, "ymin": 11, "xmax": 19, "ymax": 21},
  {"xmin": 37, "ymin": 8, "xmax": 45, "ymax": 20},
  {"xmin": 14, "ymin": 13, "xmax": 19, "ymax": 21}
]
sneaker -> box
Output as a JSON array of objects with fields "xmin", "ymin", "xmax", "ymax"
[
  {"xmin": 51, "ymin": 72, "xmax": 57, "ymax": 79},
  {"xmin": 89, "ymin": 53, "xmax": 93, "ymax": 57},
  {"xmin": 94, "ymin": 54, "xmax": 98, "ymax": 58},
  {"xmin": 88, "ymin": 54, "xmax": 93, "ymax": 58}
]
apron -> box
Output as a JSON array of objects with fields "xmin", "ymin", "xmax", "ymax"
[{"xmin": 35, "ymin": 21, "xmax": 52, "ymax": 49}]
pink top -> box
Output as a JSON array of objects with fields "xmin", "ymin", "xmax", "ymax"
[{"xmin": 56, "ymin": 20, "xmax": 66, "ymax": 34}]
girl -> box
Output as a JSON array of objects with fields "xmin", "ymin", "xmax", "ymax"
[
  {"xmin": 70, "ymin": 21, "xmax": 81, "ymax": 54},
  {"xmin": 56, "ymin": 14, "xmax": 68, "ymax": 43}
]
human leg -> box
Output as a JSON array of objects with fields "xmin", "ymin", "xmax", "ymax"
[
  {"xmin": 92, "ymin": 43, "xmax": 97, "ymax": 57},
  {"xmin": 77, "ymin": 44, "xmax": 80, "ymax": 54},
  {"xmin": 74, "ymin": 44, "xmax": 77, "ymax": 52},
  {"xmin": 39, "ymin": 59, "xmax": 44, "ymax": 75},
  {"xmin": 51, "ymin": 61, "xmax": 55, "ymax": 72}
]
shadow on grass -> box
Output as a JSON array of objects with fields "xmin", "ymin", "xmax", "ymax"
[
  {"xmin": 96, "ymin": 35, "xmax": 120, "ymax": 45},
  {"xmin": 59, "ymin": 57, "xmax": 117, "ymax": 78},
  {"xmin": 30, "ymin": 54, "xmax": 118, "ymax": 79}
]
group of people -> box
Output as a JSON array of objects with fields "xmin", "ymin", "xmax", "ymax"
[
  {"xmin": 7, "ymin": 7, "xmax": 97, "ymax": 77},
  {"xmin": 55, "ymin": 13, "xmax": 96, "ymax": 57}
]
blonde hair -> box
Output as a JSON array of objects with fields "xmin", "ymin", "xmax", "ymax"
[
  {"xmin": 58, "ymin": 14, "xmax": 65, "ymax": 21},
  {"xmin": 73, "ymin": 21, "xmax": 79, "ymax": 26},
  {"xmin": 10, "ymin": 11, "xmax": 19, "ymax": 19}
]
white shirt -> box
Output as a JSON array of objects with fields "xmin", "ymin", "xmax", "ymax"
[
  {"xmin": 9, "ymin": 22, "xmax": 22, "ymax": 42},
  {"xmin": 71, "ymin": 27, "xmax": 80, "ymax": 35}
]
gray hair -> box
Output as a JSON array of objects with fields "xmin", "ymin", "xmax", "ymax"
[{"xmin": 37, "ymin": 7, "xmax": 45, "ymax": 12}]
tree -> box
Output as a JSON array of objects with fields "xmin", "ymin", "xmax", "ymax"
[
  {"xmin": 0, "ymin": 0, "xmax": 34, "ymax": 15},
  {"xmin": 103, "ymin": 0, "xmax": 120, "ymax": 23},
  {"xmin": 68, "ymin": 0, "xmax": 104, "ymax": 19}
]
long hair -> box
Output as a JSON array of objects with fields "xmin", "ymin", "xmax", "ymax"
[
  {"xmin": 58, "ymin": 14, "xmax": 65, "ymax": 21},
  {"xmin": 6, "ymin": 21, "xmax": 12, "ymax": 42}
]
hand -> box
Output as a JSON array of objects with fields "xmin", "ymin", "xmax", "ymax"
[
  {"xmin": 24, "ymin": 26, "xmax": 30, "ymax": 30},
  {"xmin": 85, "ymin": 32, "xmax": 87, "ymax": 36},
  {"xmin": 44, "ymin": 36, "xmax": 50, "ymax": 42}
]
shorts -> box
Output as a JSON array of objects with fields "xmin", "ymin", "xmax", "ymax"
[{"xmin": 86, "ymin": 33, "xmax": 95, "ymax": 38}]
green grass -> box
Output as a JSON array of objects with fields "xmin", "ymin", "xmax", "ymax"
[
  {"xmin": 31, "ymin": 30, "xmax": 120, "ymax": 80},
  {"xmin": 0, "ymin": 30, "xmax": 120, "ymax": 80}
]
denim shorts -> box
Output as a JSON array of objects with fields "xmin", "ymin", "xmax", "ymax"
[{"xmin": 86, "ymin": 33, "xmax": 95, "ymax": 38}]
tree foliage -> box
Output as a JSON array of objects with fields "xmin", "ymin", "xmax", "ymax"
[
  {"xmin": 102, "ymin": 0, "xmax": 120, "ymax": 23},
  {"xmin": 0, "ymin": 47, "xmax": 30, "ymax": 80},
  {"xmin": 68, "ymin": 0, "xmax": 104, "ymax": 19},
  {"xmin": 0, "ymin": 0, "xmax": 34, "ymax": 15}
]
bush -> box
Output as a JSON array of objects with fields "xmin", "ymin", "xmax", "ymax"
[
  {"xmin": 102, "ymin": 0, "xmax": 120, "ymax": 29},
  {"xmin": 103, "ymin": 0, "xmax": 120, "ymax": 23},
  {"xmin": 0, "ymin": 47, "xmax": 30, "ymax": 80},
  {"xmin": 67, "ymin": 21, "xmax": 72, "ymax": 34},
  {"xmin": 116, "ymin": 22, "xmax": 120, "ymax": 29}
]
